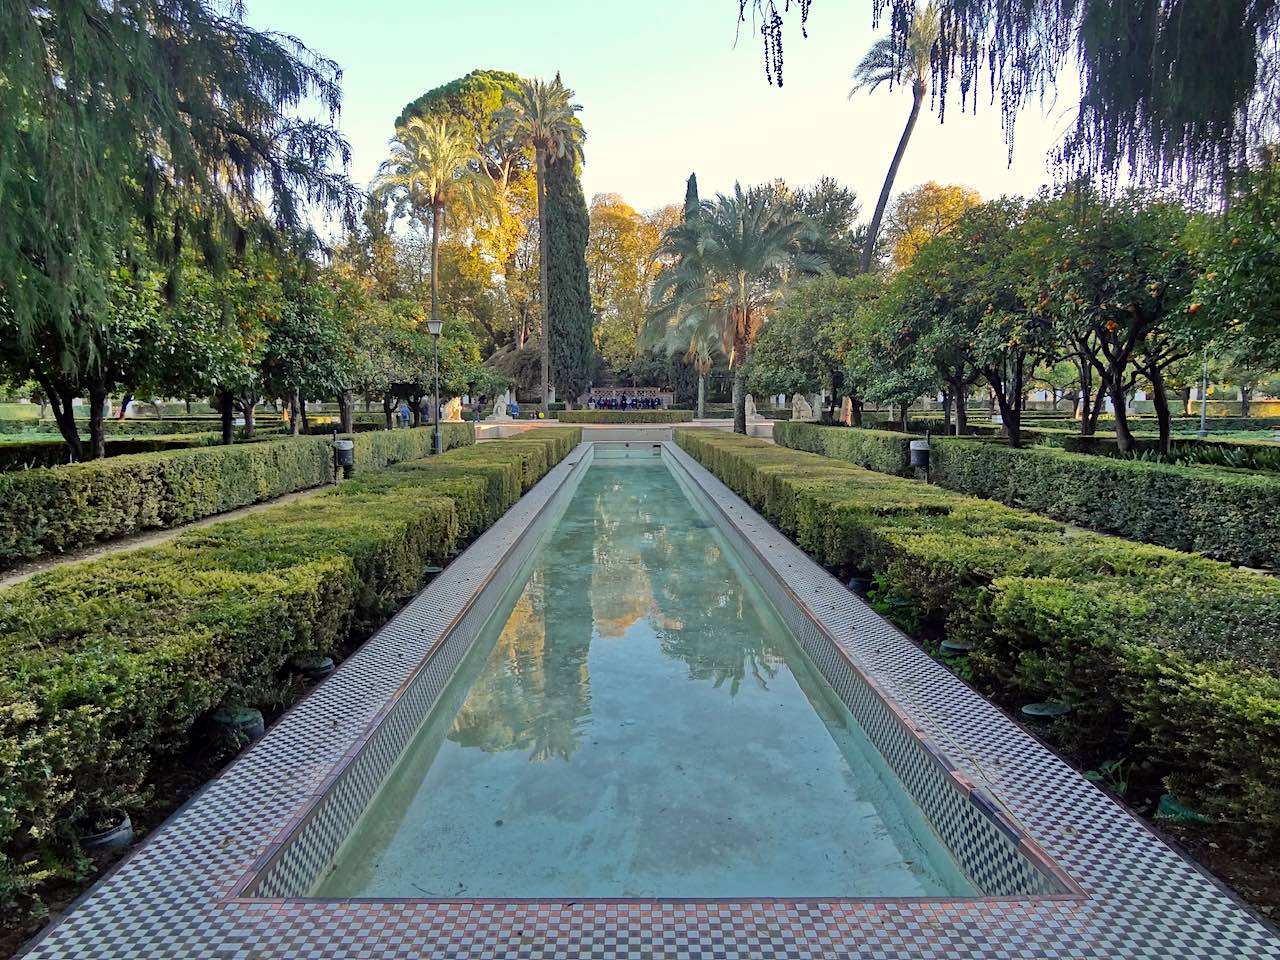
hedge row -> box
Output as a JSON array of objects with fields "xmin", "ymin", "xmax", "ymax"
[
  {"xmin": 0, "ymin": 426, "xmax": 580, "ymax": 912},
  {"xmin": 1023, "ymin": 415, "xmax": 1280, "ymax": 434},
  {"xmin": 0, "ymin": 434, "xmax": 221, "ymax": 472},
  {"xmin": 928, "ymin": 438, "xmax": 1280, "ymax": 568},
  {"xmin": 675, "ymin": 428, "xmax": 1280, "ymax": 848},
  {"xmin": 557, "ymin": 409, "xmax": 695, "ymax": 424},
  {"xmin": 0, "ymin": 424, "xmax": 476, "ymax": 570},
  {"xmin": 773, "ymin": 421, "xmax": 913, "ymax": 476},
  {"xmin": 774, "ymin": 423, "xmax": 1280, "ymax": 568}
]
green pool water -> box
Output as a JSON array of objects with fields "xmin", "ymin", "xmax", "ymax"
[{"xmin": 315, "ymin": 456, "xmax": 975, "ymax": 899}]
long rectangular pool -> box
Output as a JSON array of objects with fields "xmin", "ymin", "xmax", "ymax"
[{"xmin": 314, "ymin": 453, "xmax": 976, "ymax": 899}]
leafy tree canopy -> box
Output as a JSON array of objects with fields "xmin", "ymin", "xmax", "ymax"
[
  {"xmin": 1, "ymin": 0, "xmax": 357, "ymax": 345},
  {"xmin": 884, "ymin": 182, "xmax": 982, "ymax": 269}
]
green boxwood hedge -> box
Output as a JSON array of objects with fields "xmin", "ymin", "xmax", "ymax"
[
  {"xmin": 675, "ymin": 428, "xmax": 1280, "ymax": 848},
  {"xmin": 0, "ymin": 434, "xmax": 220, "ymax": 471},
  {"xmin": 773, "ymin": 423, "xmax": 1280, "ymax": 568},
  {"xmin": 0, "ymin": 426, "xmax": 578, "ymax": 913},
  {"xmin": 557, "ymin": 409, "xmax": 694, "ymax": 424},
  {"xmin": 773, "ymin": 422, "xmax": 913, "ymax": 476},
  {"xmin": 0, "ymin": 425, "xmax": 477, "ymax": 571},
  {"xmin": 929, "ymin": 438, "xmax": 1280, "ymax": 567}
]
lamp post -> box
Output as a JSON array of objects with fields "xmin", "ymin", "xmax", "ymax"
[{"xmin": 427, "ymin": 310, "xmax": 443, "ymax": 454}]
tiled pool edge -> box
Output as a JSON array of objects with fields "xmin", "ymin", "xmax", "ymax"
[
  {"xmin": 241, "ymin": 444, "xmax": 597, "ymax": 899},
  {"xmin": 18, "ymin": 439, "xmax": 1280, "ymax": 960},
  {"xmin": 662, "ymin": 444, "xmax": 1077, "ymax": 900}
]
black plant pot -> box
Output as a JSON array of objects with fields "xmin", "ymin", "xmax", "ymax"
[{"xmin": 79, "ymin": 811, "xmax": 134, "ymax": 851}]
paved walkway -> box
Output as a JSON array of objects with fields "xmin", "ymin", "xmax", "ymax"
[{"xmin": 0, "ymin": 485, "xmax": 332, "ymax": 591}]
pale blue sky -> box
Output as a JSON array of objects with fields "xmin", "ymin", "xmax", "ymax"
[{"xmin": 245, "ymin": 0, "xmax": 1080, "ymax": 217}]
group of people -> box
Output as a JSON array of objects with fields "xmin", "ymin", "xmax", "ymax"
[{"xmin": 589, "ymin": 394, "xmax": 666, "ymax": 411}]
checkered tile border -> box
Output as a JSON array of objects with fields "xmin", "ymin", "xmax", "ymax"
[
  {"xmin": 19, "ymin": 440, "xmax": 1280, "ymax": 959},
  {"xmin": 666, "ymin": 447, "xmax": 1068, "ymax": 898}
]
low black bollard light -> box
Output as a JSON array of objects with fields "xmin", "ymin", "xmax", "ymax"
[
  {"xmin": 332, "ymin": 437, "xmax": 355, "ymax": 479},
  {"xmin": 909, "ymin": 438, "xmax": 930, "ymax": 475}
]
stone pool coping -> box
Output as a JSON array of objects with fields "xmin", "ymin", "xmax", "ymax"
[{"xmin": 19, "ymin": 441, "xmax": 1280, "ymax": 959}]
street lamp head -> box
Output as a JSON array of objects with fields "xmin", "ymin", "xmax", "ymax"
[{"xmin": 426, "ymin": 314, "xmax": 443, "ymax": 337}]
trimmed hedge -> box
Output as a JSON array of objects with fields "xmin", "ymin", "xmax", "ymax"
[
  {"xmin": 676, "ymin": 428, "xmax": 1280, "ymax": 849},
  {"xmin": 0, "ymin": 425, "xmax": 477, "ymax": 570},
  {"xmin": 773, "ymin": 421, "xmax": 913, "ymax": 476},
  {"xmin": 773, "ymin": 423, "xmax": 1280, "ymax": 568},
  {"xmin": 1022, "ymin": 415, "xmax": 1280, "ymax": 434},
  {"xmin": 557, "ymin": 409, "xmax": 694, "ymax": 424},
  {"xmin": 929, "ymin": 438, "xmax": 1280, "ymax": 567},
  {"xmin": 0, "ymin": 427, "xmax": 578, "ymax": 912},
  {"xmin": 0, "ymin": 434, "xmax": 219, "ymax": 471},
  {"xmin": 0, "ymin": 417, "xmax": 231, "ymax": 437}
]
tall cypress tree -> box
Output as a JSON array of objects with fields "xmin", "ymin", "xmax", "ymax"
[{"xmin": 545, "ymin": 154, "xmax": 595, "ymax": 406}]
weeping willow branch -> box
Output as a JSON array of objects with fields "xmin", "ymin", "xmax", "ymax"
[{"xmin": 740, "ymin": 0, "xmax": 1280, "ymax": 196}]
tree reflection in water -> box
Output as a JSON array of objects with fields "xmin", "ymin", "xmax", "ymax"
[{"xmin": 447, "ymin": 461, "xmax": 782, "ymax": 763}]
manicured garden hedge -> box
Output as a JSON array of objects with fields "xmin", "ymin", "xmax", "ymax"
[
  {"xmin": 929, "ymin": 438, "xmax": 1280, "ymax": 567},
  {"xmin": 1022, "ymin": 415, "xmax": 1280, "ymax": 434},
  {"xmin": 774, "ymin": 423, "xmax": 1280, "ymax": 568},
  {"xmin": 676, "ymin": 428, "xmax": 1280, "ymax": 850},
  {"xmin": 557, "ymin": 409, "xmax": 694, "ymax": 424},
  {"xmin": 0, "ymin": 417, "xmax": 229, "ymax": 437},
  {"xmin": 0, "ymin": 426, "xmax": 579, "ymax": 913},
  {"xmin": 0, "ymin": 425, "xmax": 476, "ymax": 570},
  {"xmin": 0, "ymin": 434, "xmax": 219, "ymax": 471},
  {"xmin": 773, "ymin": 421, "xmax": 913, "ymax": 476}
]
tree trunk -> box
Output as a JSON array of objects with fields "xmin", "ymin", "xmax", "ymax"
[
  {"xmin": 1076, "ymin": 356, "xmax": 1096, "ymax": 436},
  {"xmin": 732, "ymin": 365, "xmax": 746, "ymax": 435},
  {"xmin": 535, "ymin": 146, "xmax": 551, "ymax": 415},
  {"xmin": 219, "ymin": 390, "xmax": 235, "ymax": 444},
  {"xmin": 1148, "ymin": 366, "xmax": 1173, "ymax": 454},
  {"xmin": 898, "ymin": 402, "xmax": 910, "ymax": 432},
  {"xmin": 430, "ymin": 204, "xmax": 441, "ymax": 330},
  {"xmin": 382, "ymin": 395, "xmax": 394, "ymax": 430},
  {"xmin": 39, "ymin": 376, "xmax": 83, "ymax": 461},
  {"xmin": 850, "ymin": 386, "xmax": 864, "ymax": 428},
  {"xmin": 954, "ymin": 388, "xmax": 968, "ymax": 436},
  {"xmin": 337, "ymin": 390, "xmax": 354, "ymax": 433},
  {"xmin": 1110, "ymin": 378, "xmax": 1135, "ymax": 453},
  {"xmin": 941, "ymin": 390, "xmax": 952, "ymax": 432},
  {"xmin": 289, "ymin": 393, "xmax": 301, "ymax": 436},
  {"xmin": 697, "ymin": 373, "xmax": 706, "ymax": 419},
  {"xmin": 860, "ymin": 88, "xmax": 923, "ymax": 273},
  {"xmin": 243, "ymin": 401, "xmax": 256, "ymax": 440},
  {"xmin": 86, "ymin": 384, "xmax": 107, "ymax": 461},
  {"xmin": 411, "ymin": 392, "xmax": 422, "ymax": 428},
  {"xmin": 1178, "ymin": 386, "xmax": 1192, "ymax": 416},
  {"xmin": 117, "ymin": 393, "xmax": 132, "ymax": 421},
  {"xmin": 300, "ymin": 401, "xmax": 310, "ymax": 434},
  {"xmin": 991, "ymin": 355, "xmax": 1025, "ymax": 448}
]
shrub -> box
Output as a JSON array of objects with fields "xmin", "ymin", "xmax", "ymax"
[
  {"xmin": 773, "ymin": 422, "xmax": 913, "ymax": 476},
  {"xmin": 0, "ymin": 434, "xmax": 218, "ymax": 471},
  {"xmin": 0, "ymin": 427, "xmax": 478, "ymax": 570},
  {"xmin": 557, "ymin": 409, "xmax": 694, "ymax": 424},
  {"xmin": 929, "ymin": 438, "xmax": 1280, "ymax": 567},
  {"xmin": 774, "ymin": 423, "xmax": 1280, "ymax": 567},
  {"xmin": 675, "ymin": 427, "xmax": 1280, "ymax": 847},
  {"xmin": 0, "ymin": 430, "xmax": 577, "ymax": 913}
]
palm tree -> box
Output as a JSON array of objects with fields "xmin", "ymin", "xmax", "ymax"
[
  {"xmin": 650, "ymin": 184, "xmax": 824, "ymax": 433},
  {"xmin": 374, "ymin": 116, "xmax": 493, "ymax": 330},
  {"xmin": 851, "ymin": 2, "xmax": 941, "ymax": 273},
  {"xmin": 497, "ymin": 75, "xmax": 585, "ymax": 414}
]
